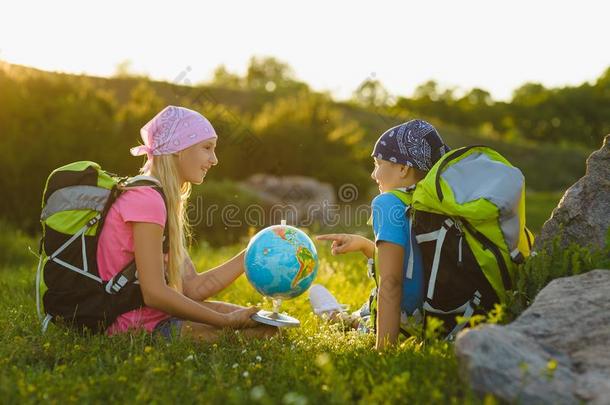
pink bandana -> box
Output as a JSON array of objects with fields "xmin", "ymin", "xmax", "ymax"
[{"xmin": 130, "ymin": 106, "xmax": 217, "ymax": 172}]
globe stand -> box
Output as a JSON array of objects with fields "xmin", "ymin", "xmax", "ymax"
[{"xmin": 251, "ymin": 298, "xmax": 301, "ymax": 328}]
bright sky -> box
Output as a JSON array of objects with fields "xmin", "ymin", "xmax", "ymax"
[{"xmin": 1, "ymin": 0, "xmax": 608, "ymax": 101}]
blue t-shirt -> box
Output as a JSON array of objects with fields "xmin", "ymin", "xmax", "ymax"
[{"xmin": 371, "ymin": 192, "xmax": 424, "ymax": 315}]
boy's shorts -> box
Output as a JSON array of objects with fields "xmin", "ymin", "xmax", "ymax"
[{"xmin": 153, "ymin": 317, "xmax": 183, "ymax": 340}]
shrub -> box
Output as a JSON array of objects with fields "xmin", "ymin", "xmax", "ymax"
[
  {"xmin": 187, "ymin": 180, "xmax": 264, "ymax": 247},
  {"xmin": 507, "ymin": 229, "xmax": 610, "ymax": 319}
]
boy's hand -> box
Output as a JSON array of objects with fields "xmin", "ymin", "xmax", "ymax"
[
  {"xmin": 225, "ymin": 306, "xmax": 260, "ymax": 329},
  {"xmin": 316, "ymin": 234, "xmax": 373, "ymax": 257}
]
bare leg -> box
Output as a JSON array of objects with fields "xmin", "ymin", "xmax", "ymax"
[
  {"xmin": 180, "ymin": 321, "xmax": 278, "ymax": 343},
  {"xmin": 177, "ymin": 301, "xmax": 278, "ymax": 342}
]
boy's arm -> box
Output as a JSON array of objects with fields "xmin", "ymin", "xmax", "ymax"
[
  {"xmin": 375, "ymin": 241, "xmax": 404, "ymax": 350},
  {"xmin": 316, "ymin": 234, "xmax": 375, "ymax": 258},
  {"xmin": 359, "ymin": 236, "xmax": 375, "ymax": 259}
]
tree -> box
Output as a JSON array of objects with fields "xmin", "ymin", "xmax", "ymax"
[
  {"xmin": 112, "ymin": 60, "xmax": 148, "ymax": 79},
  {"xmin": 454, "ymin": 88, "xmax": 495, "ymax": 129},
  {"xmin": 245, "ymin": 56, "xmax": 308, "ymax": 93},
  {"xmin": 249, "ymin": 91, "xmax": 369, "ymax": 192},
  {"xmin": 413, "ymin": 80, "xmax": 441, "ymax": 101},
  {"xmin": 352, "ymin": 78, "xmax": 390, "ymax": 107},
  {"xmin": 114, "ymin": 81, "xmax": 166, "ymax": 173},
  {"xmin": 211, "ymin": 65, "xmax": 243, "ymax": 88}
]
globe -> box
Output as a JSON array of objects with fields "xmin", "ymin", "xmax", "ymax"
[{"xmin": 244, "ymin": 224, "xmax": 319, "ymax": 299}]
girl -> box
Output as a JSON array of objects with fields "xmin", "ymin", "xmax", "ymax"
[
  {"xmin": 314, "ymin": 120, "xmax": 450, "ymax": 349},
  {"xmin": 97, "ymin": 105, "xmax": 277, "ymax": 341}
]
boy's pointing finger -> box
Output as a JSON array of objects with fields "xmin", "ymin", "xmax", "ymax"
[{"xmin": 315, "ymin": 234, "xmax": 340, "ymax": 241}]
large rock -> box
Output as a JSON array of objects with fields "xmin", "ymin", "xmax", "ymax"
[
  {"xmin": 455, "ymin": 269, "xmax": 610, "ymax": 404},
  {"xmin": 241, "ymin": 174, "xmax": 336, "ymax": 226},
  {"xmin": 535, "ymin": 135, "xmax": 610, "ymax": 252}
]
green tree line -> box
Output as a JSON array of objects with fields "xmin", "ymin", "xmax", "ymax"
[
  {"xmin": 0, "ymin": 57, "xmax": 605, "ymax": 236},
  {"xmin": 358, "ymin": 69, "xmax": 610, "ymax": 148}
]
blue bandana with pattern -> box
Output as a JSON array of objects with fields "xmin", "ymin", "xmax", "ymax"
[{"xmin": 371, "ymin": 119, "xmax": 450, "ymax": 171}]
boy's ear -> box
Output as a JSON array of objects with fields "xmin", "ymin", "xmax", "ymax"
[{"xmin": 399, "ymin": 165, "xmax": 410, "ymax": 178}]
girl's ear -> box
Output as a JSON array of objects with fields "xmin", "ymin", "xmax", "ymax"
[{"xmin": 400, "ymin": 165, "xmax": 410, "ymax": 179}]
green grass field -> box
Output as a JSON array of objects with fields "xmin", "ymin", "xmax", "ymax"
[
  {"xmin": 1, "ymin": 244, "xmax": 480, "ymax": 404},
  {"xmin": 0, "ymin": 192, "xmax": 564, "ymax": 404}
]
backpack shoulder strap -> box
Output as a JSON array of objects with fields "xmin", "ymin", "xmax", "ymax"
[
  {"xmin": 387, "ymin": 187, "xmax": 414, "ymax": 207},
  {"xmin": 433, "ymin": 145, "xmax": 486, "ymax": 202},
  {"xmin": 104, "ymin": 176, "xmax": 171, "ymax": 300},
  {"xmin": 122, "ymin": 175, "xmax": 162, "ymax": 188},
  {"xmin": 120, "ymin": 176, "xmax": 170, "ymax": 254}
]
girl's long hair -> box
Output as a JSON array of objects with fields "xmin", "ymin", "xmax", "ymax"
[{"xmin": 141, "ymin": 154, "xmax": 192, "ymax": 292}]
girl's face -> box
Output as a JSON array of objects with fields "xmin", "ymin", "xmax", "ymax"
[
  {"xmin": 371, "ymin": 157, "xmax": 412, "ymax": 193},
  {"xmin": 176, "ymin": 138, "xmax": 218, "ymax": 185}
]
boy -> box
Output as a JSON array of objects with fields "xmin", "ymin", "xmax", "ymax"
[{"xmin": 314, "ymin": 119, "xmax": 450, "ymax": 349}]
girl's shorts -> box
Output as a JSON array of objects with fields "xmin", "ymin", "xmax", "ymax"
[{"xmin": 153, "ymin": 317, "xmax": 183, "ymax": 340}]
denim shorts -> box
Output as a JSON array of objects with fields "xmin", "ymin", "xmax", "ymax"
[{"xmin": 153, "ymin": 317, "xmax": 183, "ymax": 340}]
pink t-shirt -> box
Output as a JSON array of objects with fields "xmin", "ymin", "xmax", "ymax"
[{"xmin": 97, "ymin": 186, "xmax": 170, "ymax": 335}]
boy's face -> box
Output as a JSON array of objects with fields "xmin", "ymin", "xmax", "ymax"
[
  {"xmin": 371, "ymin": 158, "xmax": 416, "ymax": 193},
  {"xmin": 371, "ymin": 158, "xmax": 412, "ymax": 193}
]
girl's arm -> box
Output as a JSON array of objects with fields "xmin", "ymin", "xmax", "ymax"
[
  {"xmin": 375, "ymin": 241, "xmax": 405, "ymax": 350},
  {"xmin": 133, "ymin": 223, "xmax": 257, "ymax": 328},
  {"xmin": 181, "ymin": 250, "xmax": 245, "ymax": 302}
]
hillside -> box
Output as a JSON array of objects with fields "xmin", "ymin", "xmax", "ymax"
[{"xmin": 0, "ymin": 61, "xmax": 593, "ymax": 236}]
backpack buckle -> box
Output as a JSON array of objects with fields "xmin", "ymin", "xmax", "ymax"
[
  {"xmin": 87, "ymin": 215, "xmax": 100, "ymax": 227},
  {"xmin": 105, "ymin": 274, "xmax": 129, "ymax": 294},
  {"xmin": 510, "ymin": 248, "xmax": 525, "ymax": 264}
]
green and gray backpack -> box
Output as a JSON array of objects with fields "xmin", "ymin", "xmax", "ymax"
[
  {"xmin": 369, "ymin": 145, "xmax": 534, "ymax": 339},
  {"xmin": 36, "ymin": 161, "xmax": 168, "ymax": 334}
]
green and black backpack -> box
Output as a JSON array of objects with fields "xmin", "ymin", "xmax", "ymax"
[
  {"xmin": 369, "ymin": 145, "xmax": 534, "ymax": 340},
  {"xmin": 36, "ymin": 161, "xmax": 169, "ymax": 334}
]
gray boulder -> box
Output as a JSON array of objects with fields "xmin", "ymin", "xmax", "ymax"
[
  {"xmin": 241, "ymin": 174, "xmax": 336, "ymax": 226},
  {"xmin": 455, "ymin": 269, "xmax": 610, "ymax": 404},
  {"xmin": 534, "ymin": 135, "xmax": 610, "ymax": 252}
]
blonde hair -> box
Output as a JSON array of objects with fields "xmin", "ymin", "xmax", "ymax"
[{"xmin": 141, "ymin": 154, "xmax": 192, "ymax": 293}]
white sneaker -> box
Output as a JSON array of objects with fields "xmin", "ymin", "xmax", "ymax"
[{"xmin": 309, "ymin": 284, "xmax": 348, "ymax": 315}]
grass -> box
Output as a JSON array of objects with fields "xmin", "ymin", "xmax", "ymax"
[
  {"xmin": 0, "ymin": 190, "xmax": 577, "ymax": 404},
  {"xmin": 0, "ymin": 242, "xmax": 478, "ymax": 404},
  {"xmin": 524, "ymin": 191, "xmax": 563, "ymax": 233}
]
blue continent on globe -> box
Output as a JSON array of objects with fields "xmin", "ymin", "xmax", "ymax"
[{"xmin": 244, "ymin": 225, "xmax": 319, "ymax": 299}]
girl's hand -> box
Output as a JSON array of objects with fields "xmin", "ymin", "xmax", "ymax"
[
  {"xmin": 225, "ymin": 306, "xmax": 260, "ymax": 329},
  {"xmin": 316, "ymin": 234, "xmax": 374, "ymax": 258}
]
